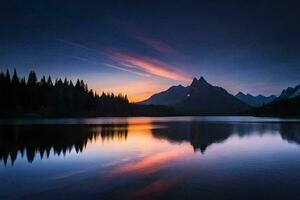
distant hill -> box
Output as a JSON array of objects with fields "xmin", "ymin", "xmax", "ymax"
[
  {"xmin": 140, "ymin": 77, "xmax": 251, "ymax": 115},
  {"xmin": 276, "ymin": 84, "xmax": 300, "ymax": 100},
  {"xmin": 235, "ymin": 92, "xmax": 276, "ymax": 107},
  {"xmin": 245, "ymin": 84, "xmax": 300, "ymax": 117},
  {"xmin": 246, "ymin": 96, "xmax": 300, "ymax": 117},
  {"xmin": 139, "ymin": 85, "xmax": 190, "ymax": 105}
]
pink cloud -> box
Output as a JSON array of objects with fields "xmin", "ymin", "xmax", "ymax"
[
  {"xmin": 105, "ymin": 49, "xmax": 191, "ymax": 81},
  {"xmin": 136, "ymin": 36, "xmax": 179, "ymax": 55}
]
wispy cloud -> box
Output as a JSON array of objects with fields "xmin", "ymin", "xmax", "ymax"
[
  {"xmin": 55, "ymin": 53, "xmax": 151, "ymax": 78},
  {"xmin": 56, "ymin": 38, "xmax": 99, "ymax": 52},
  {"xmin": 136, "ymin": 36, "xmax": 179, "ymax": 55},
  {"xmin": 56, "ymin": 38, "xmax": 191, "ymax": 81},
  {"xmin": 106, "ymin": 49, "xmax": 191, "ymax": 81},
  {"xmin": 104, "ymin": 63, "xmax": 151, "ymax": 78}
]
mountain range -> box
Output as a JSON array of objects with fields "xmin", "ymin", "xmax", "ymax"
[
  {"xmin": 140, "ymin": 76, "xmax": 300, "ymax": 117},
  {"xmin": 140, "ymin": 77, "xmax": 250, "ymax": 115},
  {"xmin": 246, "ymin": 84, "xmax": 300, "ymax": 117},
  {"xmin": 235, "ymin": 92, "xmax": 276, "ymax": 107}
]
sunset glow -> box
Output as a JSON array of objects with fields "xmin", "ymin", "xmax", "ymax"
[
  {"xmin": 1, "ymin": 1, "xmax": 300, "ymax": 199},
  {"xmin": 2, "ymin": 0, "xmax": 299, "ymax": 101}
]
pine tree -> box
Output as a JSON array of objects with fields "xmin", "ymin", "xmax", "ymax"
[
  {"xmin": 0, "ymin": 72, "xmax": 5, "ymax": 86},
  {"xmin": 20, "ymin": 77, "xmax": 26, "ymax": 85},
  {"xmin": 75, "ymin": 80, "xmax": 81, "ymax": 90},
  {"xmin": 27, "ymin": 71, "xmax": 37, "ymax": 86},
  {"xmin": 40, "ymin": 76, "xmax": 46, "ymax": 86},
  {"xmin": 69, "ymin": 80, "xmax": 74, "ymax": 88},
  {"xmin": 55, "ymin": 78, "xmax": 63, "ymax": 87},
  {"xmin": 12, "ymin": 69, "xmax": 20, "ymax": 85},
  {"xmin": 80, "ymin": 80, "xmax": 85, "ymax": 91},
  {"xmin": 47, "ymin": 76, "xmax": 53, "ymax": 86},
  {"xmin": 5, "ymin": 69, "xmax": 11, "ymax": 85},
  {"xmin": 63, "ymin": 78, "xmax": 69, "ymax": 87}
]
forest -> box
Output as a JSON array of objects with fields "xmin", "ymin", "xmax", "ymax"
[{"xmin": 0, "ymin": 69, "xmax": 176, "ymax": 117}]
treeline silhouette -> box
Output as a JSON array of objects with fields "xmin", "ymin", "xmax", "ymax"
[
  {"xmin": 245, "ymin": 96, "xmax": 300, "ymax": 117},
  {"xmin": 0, "ymin": 69, "xmax": 176, "ymax": 117},
  {"xmin": 0, "ymin": 124, "xmax": 128, "ymax": 165}
]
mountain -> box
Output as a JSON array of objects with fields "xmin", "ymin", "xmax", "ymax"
[
  {"xmin": 235, "ymin": 92, "xmax": 276, "ymax": 107},
  {"xmin": 140, "ymin": 77, "xmax": 251, "ymax": 115},
  {"xmin": 246, "ymin": 96, "xmax": 300, "ymax": 117},
  {"xmin": 276, "ymin": 84, "xmax": 300, "ymax": 100},
  {"xmin": 139, "ymin": 85, "xmax": 190, "ymax": 105},
  {"xmin": 175, "ymin": 77, "xmax": 251, "ymax": 115}
]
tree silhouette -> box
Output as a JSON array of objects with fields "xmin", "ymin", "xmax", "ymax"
[
  {"xmin": 47, "ymin": 76, "xmax": 53, "ymax": 86},
  {"xmin": 27, "ymin": 71, "xmax": 37, "ymax": 86},
  {"xmin": 5, "ymin": 69, "xmax": 10, "ymax": 86},
  {"xmin": 40, "ymin": 76, "xmax": 46, "ymax": 86},
  {"xmin": 0, "ymin": 72, "xmax": 5, "ymax": 85},
  {"xmin": 0, "ymin": 69, "xmax": 176, "ymax": 117},
  {"xmin": 12, "ymin": 69, "xmax": 19, "ymax": 85}
]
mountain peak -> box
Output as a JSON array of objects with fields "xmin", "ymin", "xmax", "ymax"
[
  {"xmin": 236, "ymin": 92, "xmax": 245, "ymax": 96},
  {"xmin": 192, "ymin": 77, "xmax": 198, "ymax": 84},
  {"xmin": 198, "ymin": 76, "xmax": 207, "ymax": 83},
  {"xmin": 191, "ymin": 76, "xmax": 208, "ymax": 86}
]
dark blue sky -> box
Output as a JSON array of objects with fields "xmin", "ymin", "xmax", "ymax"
[{"xmin": 1, "ymin": 0, "xmax": 299, "ymax": 101}]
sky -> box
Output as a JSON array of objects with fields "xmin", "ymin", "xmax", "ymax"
[{"xmin": 0, "ymin": 0, "xmax": 300, "ymax": 102}]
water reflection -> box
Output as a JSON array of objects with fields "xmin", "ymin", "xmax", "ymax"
[
  {"xmin": 1, "ymin": 120, "xmax": 300, "ymax": 166},
  {"xmin": 0, "ymin": 124, "xmax": 128, "ymax": 165},
  {"xmin": 1, "ymin": 117, "xmax": 300, "ymax": 200}
]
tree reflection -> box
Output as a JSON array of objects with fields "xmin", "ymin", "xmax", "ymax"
[{"xmin": 0, "ymin": 124, "xmax": 128, "ymax": 165}]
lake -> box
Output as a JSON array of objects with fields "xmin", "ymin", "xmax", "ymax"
[{"xmin": 1, "ymin": 116, "xmax": 300, "ymax": 200}]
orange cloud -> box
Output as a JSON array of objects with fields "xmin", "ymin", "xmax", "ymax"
[{"xmin": 106, "ymin": 50, "xmax": 191, "ymax": 81}]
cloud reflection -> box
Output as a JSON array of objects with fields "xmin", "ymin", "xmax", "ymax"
[{"xmin": 106, "ymin": 148, "xmax": 191, "ymax": 177}]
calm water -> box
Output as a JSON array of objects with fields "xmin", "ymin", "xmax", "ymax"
[{"xmin": 1, "ymin": 116, "xmax": 300, "ymax": 200}]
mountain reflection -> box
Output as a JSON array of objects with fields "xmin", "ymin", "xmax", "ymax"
[
  {"xmin": 280, "ymin": 123, "xmax": 300, "ymax": 145},
  {"xmin": 0, "ymin": 124, "xmax": 128, "ymax": 165},
  {"xmin": 151, "ymin": 122, "xmax": 300, "ymax": 153}
]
